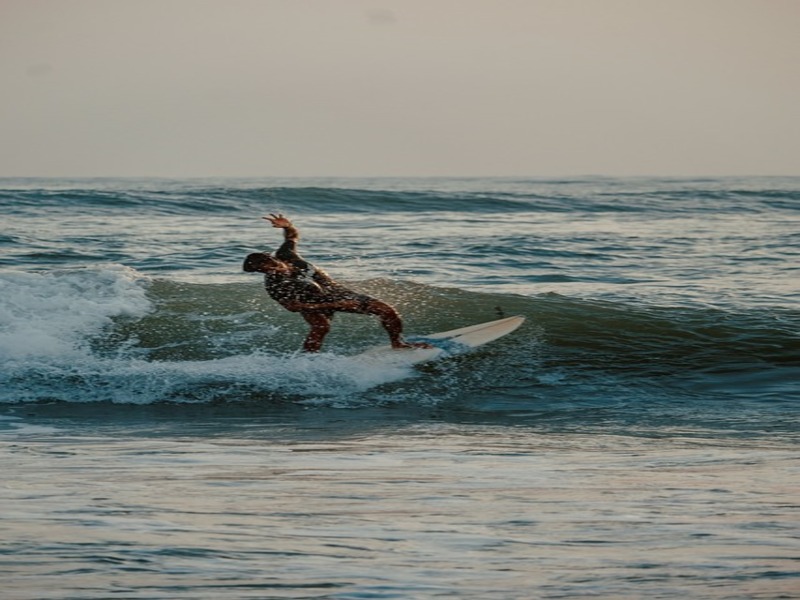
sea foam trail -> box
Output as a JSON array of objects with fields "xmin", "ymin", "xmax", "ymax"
[
  {"xmin": 1, "ymin": 352, "xmax": 417, "ymax": 405},
  {"xmin": 0, "ymin": 266, "xmax": 421, "ymax": 404}
]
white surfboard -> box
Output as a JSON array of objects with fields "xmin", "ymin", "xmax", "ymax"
[{"xmin": 353, "ymin": 315, "xmax": 525, "ymax": 367}]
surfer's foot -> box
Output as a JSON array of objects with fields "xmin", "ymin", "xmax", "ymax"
[{"xmin": 392, "ymin": 341, "xmax": 433, "ymax": 350}]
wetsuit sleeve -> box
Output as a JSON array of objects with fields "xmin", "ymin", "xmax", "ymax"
[
  {"xmin": 273, "ymin": 220, "xmax": 330, "ymax": 283},
  {"xmin": 274, "ymin": 224, "xmax": 302, "ymax": 262}
]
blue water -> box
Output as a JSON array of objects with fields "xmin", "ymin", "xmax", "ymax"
[{"xmin": 1, "ymin": 177, "xmax": 798, "ymax": 598}]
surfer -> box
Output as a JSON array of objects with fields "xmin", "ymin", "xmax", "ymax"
[{"xmin": 244, "ymin": 214, "xmax": 430, "ymax": 353}]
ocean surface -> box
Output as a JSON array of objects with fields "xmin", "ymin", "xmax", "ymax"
[{"xmin": 1, "ymin": 177, "xmax": 798, "ymax": 599}]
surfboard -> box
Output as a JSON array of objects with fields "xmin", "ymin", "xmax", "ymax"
[{"xmin": 353, "ymin": 315, "xmax": 525, "ymax": 367}]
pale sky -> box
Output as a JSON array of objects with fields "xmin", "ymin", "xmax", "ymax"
[{"xmin": 2, "ymin": 0, "xmax": 799, "ymax": 177}]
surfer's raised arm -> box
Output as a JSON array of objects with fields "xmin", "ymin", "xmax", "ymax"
[
  {"xmin": 263, "ymin": 213, "xmax": 299, "ymax": 241},
  {"xmin": 263, "ymin": 213, "xmax": 300, "ymax": 260}
]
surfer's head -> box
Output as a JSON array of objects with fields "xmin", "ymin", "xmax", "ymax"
[{"xmin": 243, "ymin": 252, "xmax": 285, "ymax": 273}]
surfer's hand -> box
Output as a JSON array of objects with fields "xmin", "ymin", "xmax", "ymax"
[{"xmin": 263, "ymin": 213, "xmax": 291, "ymax": 228}]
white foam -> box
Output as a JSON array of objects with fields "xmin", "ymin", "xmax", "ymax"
[
  {"xmin": 6, "ymin": 422, "xmax": 61, "ymax": 435},
  {"xmin": 85, "ymin": 351, "xmax": 418, "ymax": 404},
  {"xmin": 0, "ymin": 266, "xmax": 152, "ymax": 361},
  {"xmin": 0, "ymin": 349, "xmax": 419, "ymax": 405},
  {"xmin": 0, "ymin": 266, "xmax": 421, "ymax": 404}
]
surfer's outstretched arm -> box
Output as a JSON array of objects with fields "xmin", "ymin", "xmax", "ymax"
[{"xmin": 263, "ymin": 213, "xmax": 302, "ymax": 262}]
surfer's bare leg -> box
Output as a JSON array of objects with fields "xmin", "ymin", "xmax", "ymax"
[
  {"xmin": 362, "ymin": 300, "xmax": 431, "ymax": 349},
  {"xmin": 296, "ymin": 300, "xmax": 431, "ymax": 351},
  {"xmin": 300, "ymin": 312, "xmax": 332, "ymax": 353}
]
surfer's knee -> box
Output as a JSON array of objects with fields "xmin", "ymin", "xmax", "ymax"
[{"xmin": 366, "ymin": 300, "xmax": 400, "ymax": 319}]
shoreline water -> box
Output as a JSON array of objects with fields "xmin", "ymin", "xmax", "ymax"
[{"xmin": 2, "ymin": 417, "xmax": 797, "ymax": 600}]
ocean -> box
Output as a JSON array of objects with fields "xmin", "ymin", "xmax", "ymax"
[{"xmin": 1, "ymin": 177, "xmax": 798, "ymax": 599}]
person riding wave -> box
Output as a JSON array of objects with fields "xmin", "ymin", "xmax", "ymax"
[{"xmin": 243, "ymin": 214, "xmax": 430, "ymax": 353}]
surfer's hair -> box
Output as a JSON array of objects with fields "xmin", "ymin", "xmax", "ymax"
[{"xmin": 243, "ymin": 252, "xmax": 273, "ymax": 272}]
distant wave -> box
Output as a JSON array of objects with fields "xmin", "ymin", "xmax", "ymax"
[{"xmin": 2, "ymin": 178, "xmax": 799, "ymax": 217}]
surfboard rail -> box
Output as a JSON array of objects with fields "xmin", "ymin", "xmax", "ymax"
[{"xmin": 353, "ymin": 315, "xmax": 525, "ymax": 366}]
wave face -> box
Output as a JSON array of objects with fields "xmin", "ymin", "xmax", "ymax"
[
  {"xmin": 1, "ymin": 266, "xmax": 797, "ymax": 438},
  {"xmin": 1, "ymin": 177, "xmax": 798, "ymax": 438}
]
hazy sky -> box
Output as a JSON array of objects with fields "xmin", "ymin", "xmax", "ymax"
[{"xmin": 2, "ymin": 0, "xmax": 799, "ymax": 177}]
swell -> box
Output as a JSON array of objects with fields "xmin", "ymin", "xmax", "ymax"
[
  {"xmin": 528, "ymin": 292, "xmax": 800, "ymax": 374},
  {"xmin": 81, "ymin": 278, "xmax": 800, "ymax": 373},
  {"xmin": 1, "ymin": 271, "xmax": 797, "ymax": 406},
  {"xmin": 3, "ymin": 178, "xmax": 799, "ymax": 217}
]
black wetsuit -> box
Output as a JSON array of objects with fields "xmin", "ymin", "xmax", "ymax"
[{"xmin": 264, "ymin": 226, "xmax": 373, "ymax": 314}]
